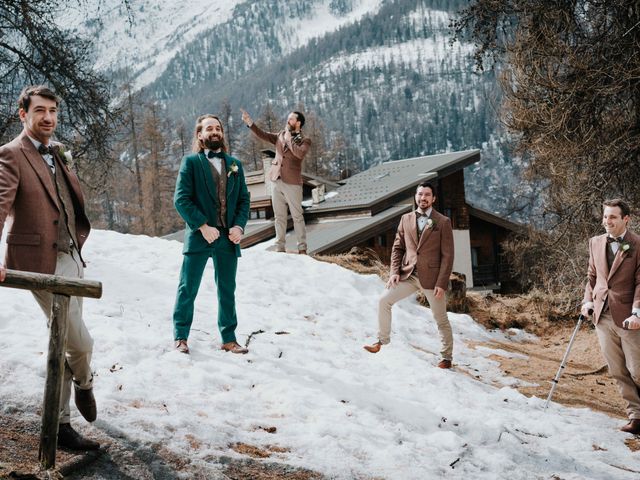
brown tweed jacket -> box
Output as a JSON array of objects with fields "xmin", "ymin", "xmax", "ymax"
[{"xmin": 0, "ymin": 131, "xmax": 90, "ymax": 274}]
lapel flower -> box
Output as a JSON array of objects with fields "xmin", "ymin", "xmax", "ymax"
[
  {"xmin": 620, "ymin": 241, "xmax": 631, "ymax": 254},
  {"xmin": 54, "ymin": 145, "xmax": 73, "ymax": 167},
  {"xmin": 426, "ymin": 218, "xmax": 436, "ymax": 230},
  {"xmin": 227, "ymin": 160, "xmax": 239, "ymax": 178}
]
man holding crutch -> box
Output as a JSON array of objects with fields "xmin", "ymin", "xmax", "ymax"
[{"xmin": 582, "ymin": 198, "xmax": 640, "ymax": 434}]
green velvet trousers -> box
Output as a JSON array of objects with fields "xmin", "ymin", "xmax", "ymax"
[{"xmin": 172, "ymin": 235, "xmax": 238, "ymax": 344}]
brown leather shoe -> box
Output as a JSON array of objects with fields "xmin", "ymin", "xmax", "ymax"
[
  {"xmin": 58, "ymin": 423, "xmax": 100, "ymax": 451},
  {"xmin": 621, "ymin": 419, "xmax": 640, "ymax": 434},
  {"xmin": 74, "ymin": 385, "xmax": 97, "ymax": 422},
  {"xmin": 364, "ymin": 342, "xmax": 382, "ymax": 353},
  {"xmin": 221, "ymin": 341, "xmax": 249, "ymax": 354},
  {"xmin": 437, "ymin": 359, "xmax": 452, "ymax": 369},
  {"xmin": 175, "ymin": 339, "xmax": 189, "ymax": 354},
  {"xmin": 298, "ymin": 249, "xmax": 307, "ymax": 255}
]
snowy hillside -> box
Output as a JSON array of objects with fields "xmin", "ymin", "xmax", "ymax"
[
  {"xmin": 0, "ymin": 231, "xmax": 638, "ymax": 479},
  {"xmin": 71, "ymin": 0, "xmax": 385, "ymax": 89}
]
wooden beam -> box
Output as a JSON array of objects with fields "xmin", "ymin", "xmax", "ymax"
[{"xmin": 3, "ymin": 269, "xmax": 102, "ymax": 298}]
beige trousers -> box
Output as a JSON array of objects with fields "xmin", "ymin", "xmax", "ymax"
[
  {"xmin": 377, "ymin": 274, "xmax": 453, "ymax": 360},
  {"xmin": 596, "ymin": 310, "xmax": 640, "ymax": 419},
  {"xmin": 272, "ymin": 179, "xmax": 307, "ymax": 251},
  {"xmin": 32, "ymin": 247, "xmax": 93, "ymax": 424}
]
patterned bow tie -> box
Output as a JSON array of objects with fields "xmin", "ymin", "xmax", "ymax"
[
  {"xmin": 207, "ymin": 151, "xmax": 224, "ymax": 159},
  {"xmin": 38, "ymin": 144, "xmax": 54, "ymax": 155},
  {"xmin": 607, "ymin": 236, "xmax": 624, "ymax": 243}
]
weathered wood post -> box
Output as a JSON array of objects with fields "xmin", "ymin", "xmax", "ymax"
[{"xmin": 0, "ymin": 269, "xmax": 102, "ymax": 470}]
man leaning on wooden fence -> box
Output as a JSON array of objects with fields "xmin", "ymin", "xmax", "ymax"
[{"xmin": 0, "ymin": 85, "xmax": 99, "ymax": 450}]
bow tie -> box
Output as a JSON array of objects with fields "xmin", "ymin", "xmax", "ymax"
[
  {"xmin": 416, "ymin": 212, "xmax": 429, "ymax": 218},
  {"xmin": 607, "ymin": 236, "xmax": 624, "ymax": 243},
  {"xmin": 38, "ymin": 144, "xmax": 54, "ymax": 155},
  {"xmin": 207, "ymin": 151, "xmax": 224, "ymax": 159}
]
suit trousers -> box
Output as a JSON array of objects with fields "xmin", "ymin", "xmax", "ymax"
[
  {"xmin": 173, "ymin": 235, "xmax": 239, "ymax": 344},
  {"xmin": 271, "ymin": 179, "xmax": 306, "ymax": 251},
  {"xmin": 595, "ymin": 310, "xmax": 640, "ymax": 419},
  {"xmin": 32, "ymin": 246, "xmax": 94, "ymax": 424},
  {"xmin": 377, "ymin": 274, "xmax": 453, "ymax": 360}
]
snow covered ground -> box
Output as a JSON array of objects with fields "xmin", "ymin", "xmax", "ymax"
[{"xmin": 1, "ymin": 230, "xmax": 639, "ymax": 479}]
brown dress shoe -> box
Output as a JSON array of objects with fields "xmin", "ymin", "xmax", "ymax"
[
  {"xmin": 621, "ymin": 419, "xmax": 640, "ymax": 434},
  {"xmin": 74, "ymin": 385, "xmax": 97, "ymax": 422},
  {"xmin": 298, "ymin": 249, "xmax": 307, "ymax": 255},
  {"xmin": 437, "ymin": 359, "xmax": 452, "ymax": 369},
  {"xmin": 58, "ymin": 423, "xmax": 100, "ymax": 451},
  {"xmin": 221, "ymin": 341, "xmax": 249, "ymax": 354},
  {"xmin": 175, "ymin": 339, "xmax": 189, "ymax": 354},
  {"xmin": 364, "ymin": 342, "xmax": 382, "ymax": 353}
]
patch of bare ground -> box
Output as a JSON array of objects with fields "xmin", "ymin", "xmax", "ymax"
[
  {"xmin": 0, "ymin": 413, "xmax": 325, "ymax": 479},
  {"xmin": 462, "ymin": 290, "xmax": 630, "ymax": 420}
]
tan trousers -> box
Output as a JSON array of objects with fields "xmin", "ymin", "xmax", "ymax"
[
  {"xmin": 32, "ymin": 247, "xmax": 93, "ymax": 424},
  {"xmin": 596, "ymin": 311, "xmax": 640, "ymax": 419},
  {"xmin": 377, "ymin": 274, "xmax": 453, "ymax": 360},
  {"xmin": 272, "ymin": 179, "xmax": 307, "ymax": 251}
]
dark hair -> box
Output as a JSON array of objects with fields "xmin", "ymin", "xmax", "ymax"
[
  {"xmin": 18, "ymin": 85, "xmax": 60, "ymax": 112},
  {"xmin": 416, "ymin": 181, "xmax": 436, "ymax": 197},
  {"xmin": 191, "ymin": 114, "xmax": 227, "ymax": 153},
  {"xmin": 603, "ymin": 198, "xmax": 631, "ymax": 217},
  {"xmin": 292, "ymin": 111, "xmax": 305, "ymax": 128}
]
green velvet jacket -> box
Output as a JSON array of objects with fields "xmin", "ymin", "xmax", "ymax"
[{"xmin": 174, "ymin": 151, "xmax": 250, "ymax": 256}]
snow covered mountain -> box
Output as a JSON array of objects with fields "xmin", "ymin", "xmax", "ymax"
[{"xmin": 72, "ymin": 0, "xmax": 520, "ymax": 217}]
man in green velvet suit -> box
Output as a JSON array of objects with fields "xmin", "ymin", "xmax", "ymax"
[{"xmin": 172, "ymin": 114, "xmax": 250, "ymax": 354}]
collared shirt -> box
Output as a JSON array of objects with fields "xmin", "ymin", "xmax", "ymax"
[
  {"xmin": 28, "ymin": 136, "xmax": 55, "ymax": 173},
  {"xmin": 608, "ymin": 230, "xmax": 628, "ymax": 255},
  {"xmin": 205, "ymin": 149, "xmax": 222, "ymax": 174},
  {"xmin": 416, "ymin": 207, "xmax": 432, "ymax": 234}
]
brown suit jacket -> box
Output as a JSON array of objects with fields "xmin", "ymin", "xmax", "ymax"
[
  {"xmin": 583, "ymin": 231, "xmax": 640, "ymax": 327},
  {"xmin": 0, "ymin": 131, "xmax": 90, "ymax": 274},
  {"xmin": 249, "ymin": 123, "xmax": 311, "ymax": 185},
  {"xmin": 390, "ymin": 209, "xmax": 454, "ymax": 290}
]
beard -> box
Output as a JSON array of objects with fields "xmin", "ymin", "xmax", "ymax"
[{"xmin": 204, "ymin": 137, "xmax": 224, "ymax": 150}]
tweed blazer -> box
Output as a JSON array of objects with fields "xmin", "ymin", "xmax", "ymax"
[
  {"xmin": 249, "ymin": 123, "xmax": 310, "ymax": 185},
  {"xmin": 0, "ymin": 131, "xmax": 90, "ymax": 274},
  {"xmin": 583, "ymin": 231, "xmax": 640, "ymax": 327},
  {"xmin": 390, "ymin": 209, "xmax": 454, "ymax": 290}
]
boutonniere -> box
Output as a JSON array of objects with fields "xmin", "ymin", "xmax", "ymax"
[
  {"xmin": 227, "ymin": 160, "xmax": 239, "ymax": 178},
  {"xmin": 426, "ymin": 218, "xmax": 436, "ymax": 230},
  {"xmin": 54, "ymin": 145, "xmax": 73, "ymax": 169},
  {"xmin": 620, "ymin": 241, "xmax": 631, "ymax": 254}
]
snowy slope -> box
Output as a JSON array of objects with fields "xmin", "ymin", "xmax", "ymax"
[
  {"xmin": 68, "ymin": 0, "xmax": 385, "ymax": 89},
  {"xmin": 0, "ymin": 231, "xmax": 639, "ymax": 479}
]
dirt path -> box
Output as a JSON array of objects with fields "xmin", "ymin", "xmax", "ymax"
[{"xmin": 471, "ymin": 324, "xmax": 626, "ymax": 418}]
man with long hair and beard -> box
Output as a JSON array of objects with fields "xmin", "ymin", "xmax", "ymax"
[{"xmin": 172, "ymin": 115, "xmax": 250, "ymax": 354}]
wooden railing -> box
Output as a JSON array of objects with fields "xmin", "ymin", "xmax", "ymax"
[{"xmin": 0, "ymin": 269, "xmax": 102, "ymax": 470}]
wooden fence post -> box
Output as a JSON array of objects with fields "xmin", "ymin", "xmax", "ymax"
[
  {"xmin": 38, "ymin": 294, "xmax": 70, "ymax": 469},
  {"xmin": 0, "ymin": 269, "xmax": 102, "ymax": 471}
]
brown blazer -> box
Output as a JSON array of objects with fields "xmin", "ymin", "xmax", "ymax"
[
  {"xmin": 249, "ymin": 123, "xmax": 311, "ymax": 185},
  {"xmin": 0, "ymin": 131, "xmax": 90, "ymax": 274},
  {"xmin": 390, "ymin": 209, "xmax": 454, "ymax": 290},
  {"xmin": 583, "ymin": 231, "xmax": 640, "ymax": 327}
]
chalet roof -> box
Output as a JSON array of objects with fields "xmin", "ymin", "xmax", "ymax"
[
  {"xmin": 306, "ymin": 149, "xmax": 480, "ymax": 214},
  {"xmin": 467, "ymin": 204, "xmax": 524, "ymax": 233}
]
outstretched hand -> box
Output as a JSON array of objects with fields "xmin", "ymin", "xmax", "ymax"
[{"xmin": 240, "ymin": 108, "xmax": 253, "ymax": 127}]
